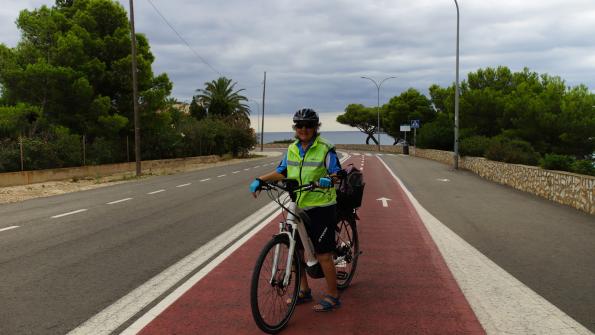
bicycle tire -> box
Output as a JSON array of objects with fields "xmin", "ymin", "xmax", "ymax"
[
  {"xmin": 335, "ymin": 216, "xmax": 359, "ymax": 290},
  {"xmin": 250, "ymin": 234, "xmax": 301, "ymax": 334}
]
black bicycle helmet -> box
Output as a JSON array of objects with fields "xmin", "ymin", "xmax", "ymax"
[{"xmin": 293, "ymin": 108, "xmax": 319, "ymax": 123}]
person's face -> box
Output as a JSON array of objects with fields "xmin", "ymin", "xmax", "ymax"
[{"xmin": 294, "ymin": 121, "xmax": 317, "ymax": 142}]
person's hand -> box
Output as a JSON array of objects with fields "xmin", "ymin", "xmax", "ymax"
[
  {"xmin": 318, "ymin": 177, "xmax": 332, "ymax": 188},
  {"xmin": 250, "ymin": 178, "xmax": 262, "ymax": 198}
]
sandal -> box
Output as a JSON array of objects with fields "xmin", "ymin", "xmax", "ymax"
[
  {"xmin": 313, "ymin": 294, "xmax": 341, "ymax": 312},
  {"xmin": 287, "ymin": 289, "xmax": 313, "ymax": 305}
]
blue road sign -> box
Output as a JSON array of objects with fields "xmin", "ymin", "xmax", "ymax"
[{"xmin": 411, "ymin": 119, "xmax": 420, "ymax": 129}]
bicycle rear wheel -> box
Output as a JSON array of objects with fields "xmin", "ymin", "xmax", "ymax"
[
  {"xmin": 335, "ymin": 215, "xmax": 359, "ymax": 290},
  {"xmin": 250, "ymin": 234, "xmax": 301, "ymax": 334}
]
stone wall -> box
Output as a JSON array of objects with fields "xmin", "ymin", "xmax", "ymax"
[
  {"xmin": 409, "ymin": 148, "xmax": 594, "ymax": 215},
  {"xmin": 263, "ymin": 144, "xmax": 594, "ymax": 215}
]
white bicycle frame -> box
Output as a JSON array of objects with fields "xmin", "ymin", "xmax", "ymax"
[{"xmin": 271, "ymin": 200, "xmax": 319, "ymax": 287}]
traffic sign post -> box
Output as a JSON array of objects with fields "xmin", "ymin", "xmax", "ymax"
[{"xmin": 411, "ymin": 120, "xmax": 420, "ymax": 155}]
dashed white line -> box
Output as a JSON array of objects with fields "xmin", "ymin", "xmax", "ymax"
[
  {"xmin": 147, "ymin": 189, "xmax": 165, "ymax": 195},
  {"xmin": 232, "ymin": 171, "xmax": 240, "ymax": 174},
  {"xmin": 243, "ymin": 168, "xmax": 250, "ymax": 171},
  {"xmin": 51, "ymin": 209, "xmax": 88, "ymax": 219},
  {"xmin": 0, "ymin": 226, "xmax": 19, "ymax": 233},
  {"xmin": 200, "ymin": 178, "xmax": 211, "ymax": 182},
  {"xmin": 176, "ymin": 183, "xmax": 191, "ymax": 188},
  {"xmin": 217, "ymin": 174, "xmax": 226, "ymax": 178},
  {"xmin": 107, "ymin": 198, "xmax": 133, "ymax": 205},
  {"xmin": 254, "ymin": 165, "xmax": 261, "ymax": 168}
]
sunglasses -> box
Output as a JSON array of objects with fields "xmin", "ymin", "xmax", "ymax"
[{"xmin": 294, "ymin": 122, "xmax": 317, "ymax": 129}]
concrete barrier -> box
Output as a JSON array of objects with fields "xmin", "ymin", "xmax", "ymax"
[{"xmin": 0, "ymin": 155, "xmax": 221, "ymax": 187}]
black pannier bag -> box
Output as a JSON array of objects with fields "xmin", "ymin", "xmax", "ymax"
[{"xmin": 336, "ymin": 163, "xmax": 365, "ymax": 212}]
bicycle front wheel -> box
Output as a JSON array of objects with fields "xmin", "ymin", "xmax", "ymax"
[
  {"xmin": 250, "ymin": 234, "xmax": 301, "ymax": 334},
  {"xmin": 335, "ymin": 216, "xmax": 359, "ymax": 290}
]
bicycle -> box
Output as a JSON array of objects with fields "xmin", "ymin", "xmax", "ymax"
[{"xmin": 250, "ymin": 179, "xmax": 360, "ymax": 334}]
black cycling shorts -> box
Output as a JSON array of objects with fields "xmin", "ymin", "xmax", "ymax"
[{"xmin": 296, "ymin": 204, "xmax": 337, "ymax": 254}]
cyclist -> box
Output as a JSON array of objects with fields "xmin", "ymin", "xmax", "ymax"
[{"xmin": 250, "ymin": 108, "xmax": 342, "ymax": 312}]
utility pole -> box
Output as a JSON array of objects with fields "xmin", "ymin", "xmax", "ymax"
[
  {"xmin": 261, "ymin": 71, "xmax": 266, "ymax": 152},
  {"xmin": 129, "ymin": 0, "xmax": 141, "ymax": 176},
  {"xmin": 454, "ymin": 0, "xmax": 460, "ymax": 169}
]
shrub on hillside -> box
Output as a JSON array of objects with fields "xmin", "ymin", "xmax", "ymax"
[
  {"xmin": 540, "ymin": 154, "xmax": 575, "ymax": 171},
  {"xmin": 485, "ymin": 137, "xmax": 540, "ymax": 165},
  {"xmin": 570, "ymin": 160, "xmax": 595, "ymax": 176},
  {"xmin": 460, "ymin": 135, "xmax": 490, "ymax": 157}
]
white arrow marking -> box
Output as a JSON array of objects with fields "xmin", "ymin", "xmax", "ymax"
[
  {"xmin": 437, "ymin": 178, "xmax": 450, "ymax": 182},
  {"xmin": 376, "ymin": 197, "xmax": 391, "ymax": 207}
]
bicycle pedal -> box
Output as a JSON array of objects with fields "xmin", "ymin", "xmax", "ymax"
[{"xmin": 336, "ymin": 271, "xmax": 348, "ymax": 280}]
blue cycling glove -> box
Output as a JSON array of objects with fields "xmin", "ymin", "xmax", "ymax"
[
  {"xmin": 250, "ymin": 179, "xmax": 262, "ymax": 193},
  {"xmin": 319, "ymin": 177, "xmax": 332, "ymax": 188}
]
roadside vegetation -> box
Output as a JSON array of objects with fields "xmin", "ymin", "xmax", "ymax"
[
  {"xmin": 337, "ymin": 66, "xmax": 595, "ymax": 175},
  {"xmin": 0, "ymin": 0, "xmax": 255, "ymax": 173}
]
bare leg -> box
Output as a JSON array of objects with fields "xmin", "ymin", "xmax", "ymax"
[{"xmin": 313, "ymin": 252, "xmax": 339, "ymax": 311}]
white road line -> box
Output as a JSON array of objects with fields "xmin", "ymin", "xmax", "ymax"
[
  {"xmin": 365, "ymin": 153, "xmax": 372, "ymax": 156},
  {"xmin": 217, "ymin": 174, "xmax": 226, "ymax": 178},
  {"xmin": 376, "ymin": 156, "xmax": 592, "ymax": 335},
  {"xmin": 69, "ymin": 202, "xmax": 282, "ymax": 335},
  {"xmin": 232, "ymin": 171, "xmax": 240, "ymax": 174},
  {"xmin": 147, "ymin": 189, "xmax": 165, "ymax": 195},
  {"xmin": 106, "ymin": 198, "xmax": 133, "ymax": 205},
  {"xmin": 254, "ymin": 165, "xmax": 260, "ymax": 168},
  {"xmin": 51, "ymin": 209, "xmax": 88, "ymax": 219},
  {"xmin": 176, "ymin": 183, "xmax": 191, "ymax": 188},
  {"xmin": 352, "ymin": 153, "xmax": 360, "ymax": 155},
  {"xmin": 0, "ymin": 226, "xmax": 19, "ymax": 233},
  {"xmin": 243, "ymin": 168, "xmax": 250, "ymax": 171},
  {"xmin": 200, "ymin": 178, "xmax": 211, "ymax": 182}
]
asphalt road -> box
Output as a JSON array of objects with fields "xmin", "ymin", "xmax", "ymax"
[
  {"xmin": 2, "ymin": 150, "xmax": 593, "ymax": 334},
  {"xmin": 381, "ymin": 153, "xmax": 595, "ymax": 332},
  {"xmin": 0, "ymin": 155, "xmax": 281, "ymax": 335}
]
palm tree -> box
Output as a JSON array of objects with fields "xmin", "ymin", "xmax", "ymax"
[{"xmin": 195, "ymin": 77, "xmax": 250, "ymax": 123}]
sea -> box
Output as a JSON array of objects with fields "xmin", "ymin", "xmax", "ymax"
[{"xmin": 258, "ymin": 131, "xmax": 395, "ymax": 145}]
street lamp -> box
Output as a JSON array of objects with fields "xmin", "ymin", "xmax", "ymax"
[
  {"xmin": 361, "ymin": 76, "xmax": 397, "ymax": 151},
  {"xmin": 453, "ymin": 0, "xmax": 460, "ymax": 169}
]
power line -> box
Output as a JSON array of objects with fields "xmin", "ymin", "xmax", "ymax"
[{"xmin": 146, "ymin": 0, "xmax": 222, "ymax": 77}]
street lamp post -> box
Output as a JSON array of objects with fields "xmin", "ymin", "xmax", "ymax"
[
  {"xmin": 361, "ymin": 76, "xmax": 396, "ymax": 151},
  {"xmin": 453, "ymin": 0, "xmax": 460, "ymax": 169}
]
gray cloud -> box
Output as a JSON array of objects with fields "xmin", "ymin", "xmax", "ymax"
[{"xmin": 2, "ymin": 0, "xmax": 595, "ymax": 130}]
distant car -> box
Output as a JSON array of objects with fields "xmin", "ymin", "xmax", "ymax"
[{"xmin": 394, "ymin": 139, "xmax": 408, "ymax": 146}]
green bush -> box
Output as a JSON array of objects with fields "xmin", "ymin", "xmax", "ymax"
[
  {"xmin": 416, "ymin": 113, "xmax": 453, "ymax": 150},
  {"xmin": 485, "ymin": 137, "xmax": 540, "ymax": 165},
  {"xmin": 540, "ymin": 154, "xmax": 575, "ymax": 171},
  {"xmin": 570, "ymin": 160, "xmax": 595, "ymax": 176},
  {"xmin": 0, "ymin": 139, "xmax": 20, "ymax": 172},
  {"xmin": 460, "ymin": 135, "xmax": 490, "ymax": 157},
  {"xmin": 88, "ymin": 137, "xmax": 122, "ymax": 165}
]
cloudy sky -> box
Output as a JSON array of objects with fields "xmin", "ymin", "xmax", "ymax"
[{"xmin": 2, "ymin": 0, "xmax": 595, "ymax": 131}]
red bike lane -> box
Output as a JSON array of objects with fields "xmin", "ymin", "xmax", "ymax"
[{"xmin": 137, "ymin": 153, "xmax": 485, "ymax": 335}]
